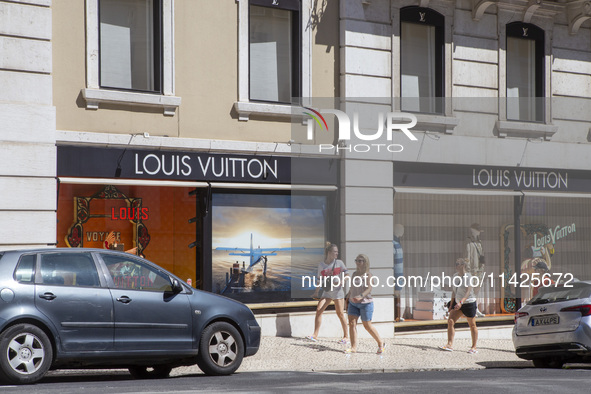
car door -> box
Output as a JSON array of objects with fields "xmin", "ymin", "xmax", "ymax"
[
  {"xmin": 99, "ymin": 253, "xmax": 192, "ymax": 351},
  {"xmin": 34, "ymin": 251, "xmax": 114, "ymax": 352}
]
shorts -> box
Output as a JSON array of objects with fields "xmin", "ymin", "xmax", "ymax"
[
  {"xmin": 320, "ymin": 287, "xmax": 345, "ymax": 300},
  {"xmin": 347, "ymin": 301, "xmax": 374, "ymax": 322},
  {"xmin": 450, "ymin": 300, "xmax": 477, "ymax": 318}
]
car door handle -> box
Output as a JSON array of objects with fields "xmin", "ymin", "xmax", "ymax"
[
  {"xmin": 39, "ymin": 292, "xmax": 56, "ymax": 301},
  {"xmin": 116, "ymin": 296, "xmax": 132, "ymax": 304}
]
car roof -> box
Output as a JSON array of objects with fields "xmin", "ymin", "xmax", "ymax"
[
  {"xmin": 2, "ymin": 248, "xmax": 134, "ymax": 254},
  {"xmin": 0, "ymin": 248, "xmax": 150, "ymax": 262}
]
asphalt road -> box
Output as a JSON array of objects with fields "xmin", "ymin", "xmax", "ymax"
[{"xmin": 1, "ymin": 367, "xmax": 590, "ymax": 393}]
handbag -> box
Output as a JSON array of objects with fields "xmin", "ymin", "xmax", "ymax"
[{"xmin": 473, "ymin": 242, "xmax": 485, "ymax": 266}]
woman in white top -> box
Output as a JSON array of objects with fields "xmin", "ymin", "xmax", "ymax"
[
  {"xmin": 345, "ymin": 254, "xmax": 385, "ymax": 354},
  {"xmin": 307, "ymin": 243, "xmax": 349, "ymax": 344},
  {"xmin": 440, "ymin": 257, "xmax": 479, "ymax": 354}
]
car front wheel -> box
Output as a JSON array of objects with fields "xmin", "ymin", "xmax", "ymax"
[
  {"xmin": 0, "ymin": 324, "xmax": 53, "ymax": 384},
  {"xmin": 196, "ymin": 322, "xmax": 244, "ymax": 375}
]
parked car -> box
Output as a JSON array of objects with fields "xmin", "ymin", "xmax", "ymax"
[
  {"xmin": 513, "ymin": 280, "xmax": 591, "ymax": 368},
  {"xmin": 0, "ymin": 248, "xmax": 260, "ymax": 384}
]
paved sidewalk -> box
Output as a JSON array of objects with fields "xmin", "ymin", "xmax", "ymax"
[
  {"xmin": 235, "ymin": 339, "xmax": 527, "ymax": 374},
  {"xmin": 46, "ymin": 326, "xmax": 529, "ymax": 379},
  {"xmin": 173, "ymin": 326, "xmax": 531, "ymax": 375}
]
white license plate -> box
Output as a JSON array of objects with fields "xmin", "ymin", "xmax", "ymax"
[{"xmin": 530, "ymin": 315, "xmax": 559, "ymax": 326}]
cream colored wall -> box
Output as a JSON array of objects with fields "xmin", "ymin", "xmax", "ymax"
[
  {"xmin": 176, "ymin": 0, "xmax": 339, "ymax": 142},
  {"xmin": 53, "ymin": 0, "xmax": 178, "ymax": 137},
  {"xmin": 53, "ymin": 0, "xmax": 339, "ymax": 143}
]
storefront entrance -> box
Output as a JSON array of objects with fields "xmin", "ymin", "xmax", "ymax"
[
  {"xmin": 56, "ymin": 145, "xmax": 337, "ymax": 306},
  {"xmin": 393, "ymin": 161, "xmax": 591, "ymax": 320}
]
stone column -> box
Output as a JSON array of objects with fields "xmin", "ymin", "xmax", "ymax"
[
  {"xmin": 0, "ymin": 0, "xmax": 56, "ymax": 250},
  {"xmin": 340, "ymin": 0, "xmax": 395, "ymax": 338}
]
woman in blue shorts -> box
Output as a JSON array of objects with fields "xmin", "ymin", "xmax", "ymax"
[{"xmin": 345, "ymin": 254, "xmax": 385, "ymax": 354}]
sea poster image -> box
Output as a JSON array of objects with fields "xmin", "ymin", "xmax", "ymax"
[{"xmin": 212, "ymin": 193, "xmax": 326, "ymax": 303}]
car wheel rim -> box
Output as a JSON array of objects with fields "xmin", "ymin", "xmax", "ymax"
[
  {"xmin": 208, "ymin": 330, "xmax": 237, "ymax": 367},
  {"xmin": 7, "ymin": 333, "xmax": 45, "ymax": 375}
]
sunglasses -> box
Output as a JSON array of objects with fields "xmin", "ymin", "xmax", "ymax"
[{"xmin": 355, "ymin": 259, "xmax": 365, "ymax": 263}]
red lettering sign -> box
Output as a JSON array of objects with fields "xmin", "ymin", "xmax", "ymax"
[{"xmin": 111, "ymin": 207, "xmax": 149, "ymax": 221}]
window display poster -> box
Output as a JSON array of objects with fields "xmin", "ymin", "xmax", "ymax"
[
  {"xmin": 57, "ymin": 184, "xmax": 196, "ymax": 286},
  {"xmin": 212, "ymin": 193, "xmax": 326, "ymax": 303}
]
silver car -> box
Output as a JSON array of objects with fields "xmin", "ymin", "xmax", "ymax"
[{"xmin": 513, "ymin": 280, "xmax": 591, "ymax": 368}]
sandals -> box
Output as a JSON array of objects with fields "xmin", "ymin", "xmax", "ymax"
[
  {"xmin": 377, "ymin": 343, "xmax": 386, "ymax": 354},
  {"xmin": 305, "ymin": 335, "xmax": 318, "ymax": 342},
  {"xmin": 345, "ymin": 343, "xmax": 385, "ymax": 354},
  {"xmin": 338, "ymin": 338, "xmax": 350, "ymax": 345},
  {"xmin": 438, "ymin": 345, "xmax": 476, "ymax": 353}
]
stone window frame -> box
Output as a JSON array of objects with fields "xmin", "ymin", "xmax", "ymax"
[
  {"xmin": 233, "ymin": 0, "xmax": 312, "ymax": 121},
  {"xmin": 496, "ymin": 8, "xmax": 556, "ymax": 140},
  {"xmin": 392, "ymin": 3, "xmax": 458, "ymax": 134},
  {"xmin": 82, "ymin": 0, "xmax": 181, "ymax": 116}
]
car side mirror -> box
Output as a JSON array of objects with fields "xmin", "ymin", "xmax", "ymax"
[{"xmin": 171, "ymin": 278, "xmax": 183, "ymax": 294}]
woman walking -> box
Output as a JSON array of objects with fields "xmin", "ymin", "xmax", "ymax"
[
  {"xmin": 307, "ymin": 243, "xmax": 349, "ymax": 344},
  {"xmin": 440, "ymin": 257, "xmax": 478, "ymax": 354},
  {"xmin": 345, "ymin": 254, "xmax": 385, "ymax": 354}
]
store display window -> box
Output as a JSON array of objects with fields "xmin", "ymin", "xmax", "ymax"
[
  {"xmin": 393, "ymin": 191, "xmax": 514, "ymax": 319},
  {"xmin": 57, "ymin": 183, "xmax": 197, "ymax": 285},
  {"xmin": 211, "ymin": 192, "xmax": 328, "ymax": 303},
  {"xmin": 519, "ymin": 195, "xmax": 591, "ymax": 302},
  {"xmin": 394, "ymin": 190, "xmax": 591, "ymax": 320}
]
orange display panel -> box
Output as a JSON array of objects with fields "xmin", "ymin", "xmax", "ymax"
[{"xmin": 57, "ymin": 183, "xmax": 197, "ymax": 285}]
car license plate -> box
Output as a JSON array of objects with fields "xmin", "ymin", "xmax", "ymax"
[{"xmin": 530, "ymin": 315, "xmax": 559, "ymax": 326}]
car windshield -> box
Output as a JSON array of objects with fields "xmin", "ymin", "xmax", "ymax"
[{"xmin": 529, "ymin": 282, "xmax": 591, "ymax": 305}]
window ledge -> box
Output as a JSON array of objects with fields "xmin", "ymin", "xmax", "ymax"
[
  {"xmin": 413, "ymin": 114, "xmax": 459, "ymax": 134},
  {"xmin": 82, "ymin": 88, "xmax": 181, "ymax": 116},
  {"xmin": 495, "ymin": 120, "xmax": 557, "ymax": 140},
  {"xmin": 233, "ymin": 101, "xmax": 295, "ymax": 121}
]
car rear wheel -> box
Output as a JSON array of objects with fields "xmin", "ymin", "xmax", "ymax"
[
  {"xmin": 532, "ymin": 358, "xmax": 564, "ymax": 369},
  {"xmin": 196, "ymin": 322, "xmax": 244, "ymax": 376},
  {"xmin": 0, "ymin": 324, "xmax": 53, "ymax": 384},
  {"xmin": 128, "ymin": 365, "xmax": 173, "ymax": 379}
]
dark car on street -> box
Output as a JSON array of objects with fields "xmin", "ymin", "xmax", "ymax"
[{"xmin": 0, "ymin": 248, "xmax": 260, "ymax": 384}]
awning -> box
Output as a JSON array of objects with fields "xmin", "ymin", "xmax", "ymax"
[
  {"xmin": 393, "ymin": 187, "xmax": 523, "ymax": 196},
  {"xmin": 57, "ymin": 177, "xmax": 337, "ymax": 191}
]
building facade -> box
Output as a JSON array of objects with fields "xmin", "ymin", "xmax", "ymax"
[
  {"xmin": 1, "ymin": 0, "xmax": 591, "ymax": 338},
  {"xmin": 338, "ymin": 0, "xmax": 591, "ymax": 323}
]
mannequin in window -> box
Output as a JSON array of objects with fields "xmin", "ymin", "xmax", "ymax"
[
  {"xmin": 466, "ymin": 223, "xmax": 485, "ymax": 317},
  {"xmin": 393, "ymin": 224, "xmax": 405, "ymax": 322}
]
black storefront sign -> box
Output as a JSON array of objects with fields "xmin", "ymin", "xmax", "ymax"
[
  {"xmin": 57, "ymin": 146, "xmax": 336, "ymax": 185},
  {"xmin": 393, "ymin": 161, "xmax": 591, "ymax": 192}
]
